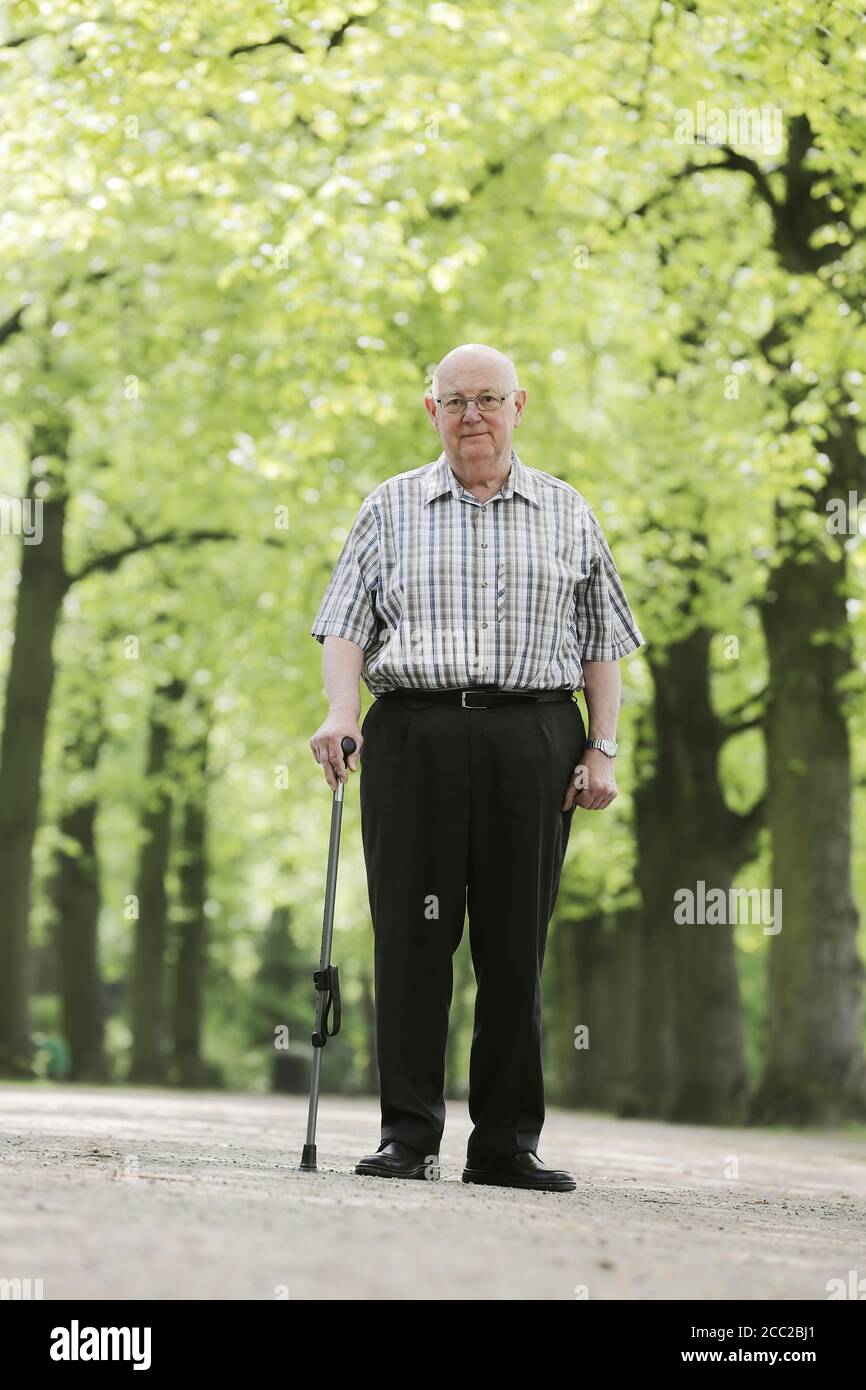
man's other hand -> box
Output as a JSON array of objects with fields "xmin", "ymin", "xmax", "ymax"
[{"xmin": 561, "ymin": 748, "xmax": 618, "ymax": 812}]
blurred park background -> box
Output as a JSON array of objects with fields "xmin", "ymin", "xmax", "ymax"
[{"xmin": 1, "ymin": 0, "xmax": 865, "ymax": 1130}]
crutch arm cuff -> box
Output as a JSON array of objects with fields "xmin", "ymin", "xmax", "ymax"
[{"xmin": 311, "ymin": 964, "xmax": 341, "ymax": 1046}]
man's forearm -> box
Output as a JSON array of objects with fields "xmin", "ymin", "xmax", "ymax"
[
  {"xmin": 323, "ymin": 635, "xmax": 364, "ymax": 715},
  {"xmin": 581, "ymin": 659, "xmax": 621, "ymax": 740}
]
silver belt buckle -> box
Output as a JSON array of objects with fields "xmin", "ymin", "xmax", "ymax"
[{"xmin": 461, "ymin": 690, "xmax": 486, "ymax": 708}]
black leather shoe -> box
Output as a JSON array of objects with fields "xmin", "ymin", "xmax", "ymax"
[
  {"xmin": 462, "ymin": 1150, "xmax": 576, "ymax": 1192},
  {"xmin": 355, "ymin": 1140, "xmax": 438, "ymax": 1180}
]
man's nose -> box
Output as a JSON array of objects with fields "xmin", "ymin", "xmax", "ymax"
[{"xmin": 463, "ymin": 400, "xmax": 482, "ymax": 421}]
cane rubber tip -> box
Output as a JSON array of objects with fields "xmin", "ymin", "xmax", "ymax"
[{"xmin": 299, "ymin": 1143, "xmax": 318, "ymax": 1171}]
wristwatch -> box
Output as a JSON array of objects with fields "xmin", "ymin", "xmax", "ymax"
[{"xmin": 585, "ymin": 737, "xmax": 618, "ymax": 758}]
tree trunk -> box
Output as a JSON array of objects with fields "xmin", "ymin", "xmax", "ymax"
[
  {"xmin": 724, "ymin": 111, "xmax": 866, "ymax": 1121},
  {"xmin": 128, "ymin": 679, "xmax": 184, "ymax": 1083},
  {"xmin": 549, "ymin": 909, "xmax": 642, "ymax": 1112},
  {"xmin": 603, "ymin": 908, "xmax": 644, "ymax": 1116},
  {"xmin": 634, "ymin": 633, "xmax": 758, "ymax": 1122},
  {"xmin": 0, "ymin": 442, "xmax": 68, "ymax": 1078},
  {"xmin": 53, "ymin": 700, "xmax": 108, "ymax": 1082},
  {"xmin": 257, "ymin": 906, "xmax": 309, "ymax": 1094},
  {"xmin": 754, "ymin": 534, "xmax": 866, "ymax": 1121},
  {"xmin": 632, "ymin": 695, "xmax": 678, "ymax": 1116},
  {"xmin": 172, "ymin": 714, "xmax": 210, "ymax": 1087}
]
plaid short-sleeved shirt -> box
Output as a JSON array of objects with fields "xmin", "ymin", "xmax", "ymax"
[{"xmin": 310, "ymin": 448, "xmax": 646, "ymax": 696}]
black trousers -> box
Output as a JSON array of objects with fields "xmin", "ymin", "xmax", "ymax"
[{"xmin": 359, "ymin": 692, "xmax": 586, "ymax": 1164}]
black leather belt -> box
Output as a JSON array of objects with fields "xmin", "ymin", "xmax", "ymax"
[{"xmin": 379, "ymin": 687, "xmax": 576, "ymax": 709}]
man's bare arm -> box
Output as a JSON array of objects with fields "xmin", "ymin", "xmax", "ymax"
[
  {"xmin": 581, "ymin": 658, "xmax": 621, "ymax": 741},
  {"xmin": 324, "ymin": 635, "xmax": 364, "ymax": 719},
  {"xmin": 310, "ymin": 635, "xmax": 365, "ymax": 790},
  {"xmin": 561, "ymin": 659, "xmax": 622, "ymax": 812}
]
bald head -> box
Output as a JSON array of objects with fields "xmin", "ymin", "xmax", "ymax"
[
  {"xmin": 424, "ymin": 342, "xmax": 526, "ymax": 482},
  {"xmin": 430, "ymin": 343, "xmax": 519, "ymax": 399}
]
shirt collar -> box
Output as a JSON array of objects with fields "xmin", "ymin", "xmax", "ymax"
[{"xmin": 423, "ymin": 447, "xmax": 541, "ymax": 509}]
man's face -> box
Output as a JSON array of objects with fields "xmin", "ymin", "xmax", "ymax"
[{"xmin": 424, "ymin": 358, "xmax": 526, "ymax": 469}]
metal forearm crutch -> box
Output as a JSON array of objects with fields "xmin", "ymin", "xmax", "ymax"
[{"xmin": 299, "ymin": 735, "xmax": 357, "ymax": 1172}]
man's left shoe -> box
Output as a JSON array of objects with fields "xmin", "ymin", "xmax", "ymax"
[
  {"xmin": 462, "ymin": 1150, "xmax": 576, "ymax": 1192},
  {"xmin": 355, "ymin": 1140, "xmax": 437, "ymax": 1180}
]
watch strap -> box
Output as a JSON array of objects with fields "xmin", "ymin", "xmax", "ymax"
[{"xmin": 586, "ymin": 737, "xmax": 617, "ymax": 756}]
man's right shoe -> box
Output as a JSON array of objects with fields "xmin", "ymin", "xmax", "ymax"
[{"xmin": 354, "ymin": 1140, "xmax": 438, "ymax": 1180}]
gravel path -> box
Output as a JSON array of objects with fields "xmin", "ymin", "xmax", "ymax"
[{"xmin": 1, "ymin": 1085, "xmax": 865, "ymax": 1300}]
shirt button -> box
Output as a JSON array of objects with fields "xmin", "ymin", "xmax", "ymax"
[
  {"xmin": 481, "ymin": 581, "xmax": 488, "ymax": 587},
  {"xmin": 481, "ymin": 542, "xmax": 488, "ymax": 548},
  {"xmin": 481, "ymin": 623, "xmax": 488, "ymax": 629}
]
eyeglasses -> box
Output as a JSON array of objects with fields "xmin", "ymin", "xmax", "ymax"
[{"xmin": 434, "ymin": 388, "xmax": 519, "ymax": 415}]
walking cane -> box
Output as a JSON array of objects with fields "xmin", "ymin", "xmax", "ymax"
[{"xmin": 299, "ymin": 735, "xmax": 357, "ymax": 1172}]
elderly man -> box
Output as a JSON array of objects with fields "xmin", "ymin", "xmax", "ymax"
[{"xmin": 310, "ymin": 343, "xmax": 645, "ymax": 1192}]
